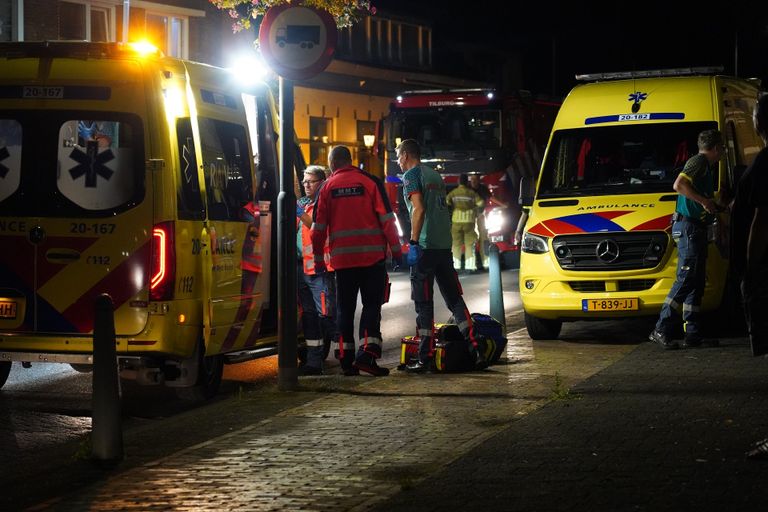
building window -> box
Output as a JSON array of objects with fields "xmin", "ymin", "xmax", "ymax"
[
  {"xmin": 0, "ymin": 0, "xmax": 11, "ymax": 42},
  {"xmin": 334, "ymin": 15, "xmax": 431, "ymax": 70},
  {"xmin": 58, "ymin": 1, "xmax": 113, "ymax": 42},
  {"xmin": 146, "ymin": 13, "xmax": 185, "ymax": 58},
  {"xmin": 309, "ymin": 117, "xmax": 332, "ymax": 166},
  {"xmin": 357, "ymin": 120, "xmax": 376, "ymax": 145}
]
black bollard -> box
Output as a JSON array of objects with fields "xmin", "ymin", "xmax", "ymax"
[
  {"xmin": 488, "ymin": 244, "xmax": 507, "ymax": 336},
  {"xmin": 91, "ymin": 293, "xmax": 123, "ymax": 465}
]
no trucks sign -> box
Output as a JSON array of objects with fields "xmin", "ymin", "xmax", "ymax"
[{"xmin": 259, "ymin": 4, "xmax": 337, "ymax": 80}]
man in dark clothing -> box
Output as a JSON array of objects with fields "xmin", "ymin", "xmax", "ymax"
[
  {"xmin": 732, "ymin": 94, "xmax": 768, "ymax": 358},
  {"xmin": 397, "ymin": 139, "xmax": 488, "ymax": 372},
  {"xmin": 649, "ymin": 129, "xmax": 723, "ymax": 350}
]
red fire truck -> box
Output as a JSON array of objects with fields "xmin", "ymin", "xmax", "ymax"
[{"xmin": 381, "ymin": 88, "xmax": 560, "ymax": 266}]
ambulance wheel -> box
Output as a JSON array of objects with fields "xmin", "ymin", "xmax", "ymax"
[
  {"xmin": 176, "ymin": 342, "xmax": 224, "ymax": 401},
  {"xmin": 524, "ymin": 312, "xmax": 562, "ymax": 340},
  {"xmin": 0, "ymin": 361, "xmax": 10, "ymax": 388},
  {"xmin": 69, "ymin": 364, "xmax": 93, "ymax": 373}
]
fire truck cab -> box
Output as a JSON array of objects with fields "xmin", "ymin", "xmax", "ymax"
[{"xmin": 383, "ymin": 88, "xmax": 559, "ymax": 265}]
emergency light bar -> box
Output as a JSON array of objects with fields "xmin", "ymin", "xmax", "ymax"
[
  {"xmin": 575, "ymin": 67, "xmax": 724, "ymax": 82},
  {"xmin": 0, "ymin": 41, "xmax": 163, "ymax": 60}
]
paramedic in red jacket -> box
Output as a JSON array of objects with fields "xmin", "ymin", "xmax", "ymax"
[{"xmin": 310, "ymin": 146, "xmax": 402, "ymax": 376}]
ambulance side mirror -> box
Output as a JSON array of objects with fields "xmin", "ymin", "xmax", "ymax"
[{"xmin": 519, "ymin": 176, "xmax": 534, "ymax": 207}]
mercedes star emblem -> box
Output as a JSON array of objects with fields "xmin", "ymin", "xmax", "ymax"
[{"xmin": 596, "ymin": 239, "xmax": 620, "ymax": 263}]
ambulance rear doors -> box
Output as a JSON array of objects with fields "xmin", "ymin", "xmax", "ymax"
[{"xmin": 0, "ymin": 49, "xmax": 152, "ymax": 344}]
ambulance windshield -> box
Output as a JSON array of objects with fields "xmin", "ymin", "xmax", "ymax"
[{"xmin": 538, "ymin": 121, "xmax": 718, "ymax": 198}]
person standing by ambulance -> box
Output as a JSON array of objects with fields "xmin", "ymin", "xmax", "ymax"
[
  {"xmin": 296, "ymin": 165, "xmax": 335, "ymax": 376},
  {"xmin": 732, "ymin": 94, "xmax": 768, "ymax": 359},
  {"xmin": 310, "ymin": 146, "xmax": 402, "ymax": 376},
  {"xmin": 446, "ymin": 173, "xmax": 484, "ymax": 272},
  {"xmin": 649, "ymin": 129, "xmax": 724, "ymax": 350},
  {"xmin": 397, "ymin": 139, "xmax": 488, "ymax": 373}
]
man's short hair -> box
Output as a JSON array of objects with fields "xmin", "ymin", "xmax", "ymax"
[
  {"xmin": 754, "ymin": 93, "xmax": 768, "ymax": 137},
  {"xmin": 698, "ymin": 129, "xmax": 722, "ymax": 151},
  {"xmin": 304, "ymin": 165, "xmax": 327, "ymax": 181},
  {"xmin": 328, "ymin": 145, "xmax": 353, "ymax": 170},
  {"xmin": 396, "ymin": 139, "xmax": 420, "ymax": 160},
  {"xmin": 459, "ymin": 173, "xmax": 469, "ymax": 185}
]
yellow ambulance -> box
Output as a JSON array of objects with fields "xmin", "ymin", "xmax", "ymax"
[
  {"xmin": 520, "ymin": 68, "xmax": 763, "ymax": 339},
  {"xmin": 0, "ymin": 41, "xmax": 288, "ymax": 397}
]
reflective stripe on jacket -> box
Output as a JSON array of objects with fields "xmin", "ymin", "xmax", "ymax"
[
  {"xmin": 241, "ymin": 201, "xmax": 262, "ymax": 273},
  {"xmin": 300, "ymin": 201, "xmax": 332, "ymax": 274},
  {"xmin": 446, "ymin": 184, "xmax": 483, "ymax": 224},
  {"xmin": 310, "ymin": 165, "xmax": 402, "ymax": 270}
]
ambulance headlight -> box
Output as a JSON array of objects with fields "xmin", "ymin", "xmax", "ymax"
[
  {"xmin": 485, "ymin": 208, "xmax": 505, "ymax": 234},
  {"xmin": 521, "ymin": 232, "xmax": 549, "ymax": 254}
]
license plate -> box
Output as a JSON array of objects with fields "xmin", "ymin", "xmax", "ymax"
[
  {"xmin": 582, "ymin": 298, "xmax": 639, "ymax": 312},
  {"xmin": 23, "ymin": 86, "xmax": 63, "ymax": 99},
  {"xmin": 0, "ymin": 300, "xmax": 18, "ymax": 319}
]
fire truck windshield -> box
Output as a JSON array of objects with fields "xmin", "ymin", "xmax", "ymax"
[{"xmin": 388, "ymin": 109, "xmax": 501, "ymax": 152}]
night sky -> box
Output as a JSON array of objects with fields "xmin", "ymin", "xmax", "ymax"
[{"xmin": 374, "ymin": 0, "xmax": 768, "ymax": 97}]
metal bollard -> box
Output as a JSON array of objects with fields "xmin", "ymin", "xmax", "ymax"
[
  {"xmin": 91, "ymin": 293, "xmax": 123, "ymax": 465},
  {"xmin": 488, "ymin": 244, "xmax": 507, "ymax": 336}
]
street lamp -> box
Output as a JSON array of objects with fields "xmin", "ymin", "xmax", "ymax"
[{"xmin": 361, "ymin": 134, "xmax": 375, "ymax": 171}]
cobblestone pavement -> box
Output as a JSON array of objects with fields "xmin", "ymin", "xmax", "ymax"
[{"xmin": 27, "ymin": 327, "xmax": 634, "ymax": 511}]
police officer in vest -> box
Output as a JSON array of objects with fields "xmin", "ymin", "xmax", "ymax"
[
  {"xmin": 310, "ymin": 146, "xmax": 402, "ymax": 376},
  {"xmin": 649, "ymin": 129, "xmax": 724, "ymax": 350},
  {"xmin": 296, "ymin": 165, "xmax": 335, "ymax": 375}
]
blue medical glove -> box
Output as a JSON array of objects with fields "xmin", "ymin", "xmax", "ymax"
[
  {"xmin": 296, "ymin": 203, "xmax": 305, "ymax": 217},
  {"xmin": 406, "ymin": 242, "xmax": 423, "ymax": 267}
]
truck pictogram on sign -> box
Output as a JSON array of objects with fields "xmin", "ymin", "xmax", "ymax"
[{"xmin": 275, "ymin": 25, "xmax": 321, "ymax": 49}]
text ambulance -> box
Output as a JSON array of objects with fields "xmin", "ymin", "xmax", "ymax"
[
  {"xmin": 520, "ymin": 68, "xmax": 763, "ymax": 339},
  {"xmin": 0, "ymin": 42, "xmax": 287, "ymax": 397}
]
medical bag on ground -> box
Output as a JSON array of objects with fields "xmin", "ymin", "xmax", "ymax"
[
  {"xmin": 471, "ymin": 313, "xmax": 507, "ymax": 364},
  {"xmin": 433, "ymin": 324, "xmax": 475, "ymax": 373},
  {"xmin": 398, "ymin": 335, "xmax": 420, "ymax": 369}
]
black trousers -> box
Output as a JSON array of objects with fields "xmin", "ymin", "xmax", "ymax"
[
  {"xmin": 742, "ymin": 264, "xmax": 768, "ymax": 354},
  {"xmin": 410, "ymin": 249, "xmax": 473, "ymax": 362},
  {"xmin": 334, "ymin": 260, "xmax": 388, "ymax": 364}
]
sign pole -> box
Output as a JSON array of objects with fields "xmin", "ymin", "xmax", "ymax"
[
  {"xmin": 259, "ymin": 4, "xmax": 336, "ymax": 391},
  {"xmin": 277, "ymin": 76, "xmax": 298, "ymax": 391}
]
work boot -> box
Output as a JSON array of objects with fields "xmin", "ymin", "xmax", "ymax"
[
  {"xmin": 353, "ymin": 354, "xmax": 389, "ymax": 376},
  {"xmin": 648, "ymin": 330, "xmax": 679, "ymax": 350},
  {"xmin": 747, "ymin": 438, "xmax": 768, "ymax": 460},
  {"xmin": 682, "ymin": 336, "xmax": 720, "ymax": 348},
  {"xmin": 297, "ymin": 364, "xmax": 323, "ymax": 376},
  {"xmin": 405, "ymin": 359, "xmax": 432, "ymax": 373},
  {"xmin": 470, "ymin": 344, "xmax": 489, "ymax": 370}
]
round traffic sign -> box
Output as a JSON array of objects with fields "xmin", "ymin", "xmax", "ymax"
[{"xmin": 259, "ymin": 4, "xmax": 337, "ymax": 81}]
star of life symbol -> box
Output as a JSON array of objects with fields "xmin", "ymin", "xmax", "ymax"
[
  {"xmin": 0, "ymin": 146, "xmax": 9, "ymax": 178},
  {"xmin": 628, "ymin": 91, "xmax": 648, "ymax": 105},
  {"xmin": 68, "ymin": 140, "xmax": 115, "ymax": 187}
]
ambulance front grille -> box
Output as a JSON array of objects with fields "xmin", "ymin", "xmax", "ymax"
[
  {"xmin": 567, "ymin": 279, "xmax": 656, "ymax": 293},
  {"xmin": 553, "ymin": 231, "xmax": 668, "ymax": 271}
]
